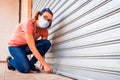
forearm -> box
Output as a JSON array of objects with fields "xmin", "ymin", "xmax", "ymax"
[
  {"xmin": 25, "ymin": 34, "xmax": 47, "ymax": 66},
  {"xmin": 31, "ymin": 47, "xmax": 47, "ymax": 66}
]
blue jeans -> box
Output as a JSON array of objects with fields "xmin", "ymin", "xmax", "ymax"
[{"xmin": 8, "ymin": 40, "xmax": 51, "ymax": 73}]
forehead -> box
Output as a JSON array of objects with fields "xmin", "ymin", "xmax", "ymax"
[{"xmin": 42, "ymin": 12, "xmax": 53, "ymax": 19}]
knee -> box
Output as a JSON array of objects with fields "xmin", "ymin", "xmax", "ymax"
[
  {"xmin": 36, "ymin": 40, "xmax": 51, "ymax": 47},
  {"xmin": 44, "ymin": 40, "xmax": 51, "ymax": 47},
  {"xmin": 36, "ymin": 40, "xmax": 51, "ymax": 52}
]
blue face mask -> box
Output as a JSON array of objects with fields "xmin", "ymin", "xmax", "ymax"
[{"xmin": 38, "ymin": 18, "xmax": 49, "ymax": 28}]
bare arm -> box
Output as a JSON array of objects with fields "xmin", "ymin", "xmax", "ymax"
[
  {"xmin": 40, "ymin": 56, "xmax": 45, "ymax": 70},
  {"xmin": 25, "ymin": 33, "xmax": 52, "ymax": 73}
]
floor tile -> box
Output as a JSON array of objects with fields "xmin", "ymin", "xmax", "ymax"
[{"xmin": 0, "ymin": 63, "xmax": 73, "ymax": 80}]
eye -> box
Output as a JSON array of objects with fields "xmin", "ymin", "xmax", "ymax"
[
  {"xmin": 42, "ymin": 15, "xmax": 52, "ymax": 22},
  {"xmin": 43, "ymin": 15, "xmax": 48, "ymax": 19}
]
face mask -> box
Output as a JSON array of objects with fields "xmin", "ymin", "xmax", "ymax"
[{"xmin": 38, "ymin": 18, "xmax": 49, "ymax": 28}]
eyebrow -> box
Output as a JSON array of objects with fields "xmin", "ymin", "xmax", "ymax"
[{"xmin": 43, "ymin": 15, "xmax": 52, "ymax": 21}]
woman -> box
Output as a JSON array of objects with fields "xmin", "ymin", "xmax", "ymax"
[{"xmin": 7, "ymin": 8, "xmax": 53, "ymax": 73}]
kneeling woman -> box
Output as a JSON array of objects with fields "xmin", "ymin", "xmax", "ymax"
[{"xmin": 7, "ymin": 8, "xmax": 53, "ymax": 73}]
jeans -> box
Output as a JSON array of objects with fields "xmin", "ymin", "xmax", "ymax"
[{"xmin": 8, "ymin": 39, "xmax": 51, "ymax": 73}]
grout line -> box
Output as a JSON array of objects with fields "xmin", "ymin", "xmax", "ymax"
[{"xmin": 0, "ymin": 61, "xmax": 6, "ymax": 63}]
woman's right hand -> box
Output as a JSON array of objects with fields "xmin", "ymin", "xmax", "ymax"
[{"xmin": 44, "ymin": 64, "xmax": 53, "ymax": 73}]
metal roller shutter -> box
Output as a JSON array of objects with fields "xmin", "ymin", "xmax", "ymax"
[{"xmin": 32, "ymin": 0, "xmax": 120, "ymax": 80}]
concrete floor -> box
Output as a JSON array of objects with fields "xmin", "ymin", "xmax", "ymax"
[{"xmin": 0, "ymin": 63, "xmax": 73, "ymax": 80}]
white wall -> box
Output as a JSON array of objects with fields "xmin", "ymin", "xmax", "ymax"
[
  {"xmin": 32, "ymin": 0, "xmax": 120, "ymax": 80},
  {"xmin": 21, "ymin": 0, "xmax": 29, "ymax": 21},
  {"xmin": 0, "ymin": 0, "xmax": 19, "ymax": 61}
]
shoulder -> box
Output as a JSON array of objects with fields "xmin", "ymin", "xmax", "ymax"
[
  {"xmin": 20, "ymin": 19, "xmax": 34, "ymax": 32},
  {"xmin": 20, "ymin": 18, "xmax": 33, "ymax": 25}
]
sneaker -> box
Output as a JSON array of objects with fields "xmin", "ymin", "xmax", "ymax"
[
  {"xmin": 7, "ymin": 56, "xmax": 16, "ymax": 71},
  {"xmin": 31, "ymin": 65, "xmax": 41, "ymax": 73}
]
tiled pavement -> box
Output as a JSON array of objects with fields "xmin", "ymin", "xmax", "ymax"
[{"xmin": 0, "ymin": 63, "xmax": 73, "ymax": 80}]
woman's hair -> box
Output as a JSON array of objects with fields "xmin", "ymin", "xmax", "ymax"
[{"xmin": 34, "ymin": 8, "xmax": 53, "ymax": 28}]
